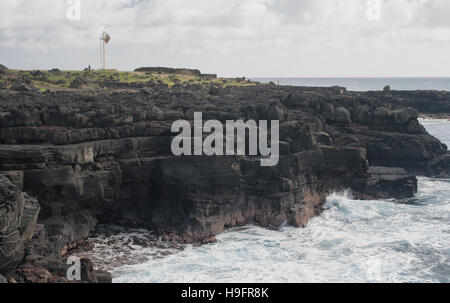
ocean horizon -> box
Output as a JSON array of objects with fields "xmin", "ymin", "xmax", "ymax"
[{"xmin": 250, "ymin": 77, "xmax": 450, "ymax": 92}]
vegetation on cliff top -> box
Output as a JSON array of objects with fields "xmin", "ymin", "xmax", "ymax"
[{"xmin": 0, "ymin": 68, "xmax": 255, "ymax": 93}]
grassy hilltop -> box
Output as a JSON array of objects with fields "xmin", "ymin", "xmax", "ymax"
[{"xmin": 0, "ymin": 66, "xmax": 255, "ymax": 93}]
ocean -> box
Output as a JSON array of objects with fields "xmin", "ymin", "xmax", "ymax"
[
  {"xmin": 82, "ymin": 79, "xmax": 450, "ymax": 283},
  {"xmin": 92, "ymin": 118, "xmax": 449, "ymax": 283},
  {"xmin": 250, "ymin": 78, "xmax": 450, "ymax": 92}
]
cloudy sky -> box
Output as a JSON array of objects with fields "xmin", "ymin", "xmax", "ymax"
[{"xmin": 1, "ymin": 0, "xmax": 450, "ymax": 77}]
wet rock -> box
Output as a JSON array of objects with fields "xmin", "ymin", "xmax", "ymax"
[
  {"xmin": 353, "ymin": 166, "xmax": 418, "ymax": 200},
  {"xmin": 80, "ymin": 258, "xmax": 96, "ymax": 282},
  {"xmin": 15, "ymin": 267, "xmax": 52, "ymax": 283},
  {"xmin": 427, "ymin": 153, "xmax": 450, "ymax": 177},
  {"xmin": 20, "ymin": 195, "xmax": 40, "ymax": 242},
  {"xmin": 94, "ymin": 270, "xmax": 112, "ymax": 283}
]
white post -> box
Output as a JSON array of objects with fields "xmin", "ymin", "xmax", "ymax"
[
  {"xmin": 100, "ymin": 31, "xmax": 110, "ymax": 70},
  {"xmin": 103, "ymin": 39, "xmax": 106, "ymax": 70}
]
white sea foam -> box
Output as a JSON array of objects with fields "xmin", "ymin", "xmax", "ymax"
[
  {"xmin": 74, "ymin": 225, "xmax": 182, "ymax": 271},
  {"xmin": 87, "ymin": 118, "xmax": 450, "ymax": 283},
  {"xmin": 109, "ymin": 176, "xmax": 449, "ymax": 283}
]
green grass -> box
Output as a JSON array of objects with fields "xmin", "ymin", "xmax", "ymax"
[{"xmin": 1, "ymin": 69, "xmax": 256, "ymax": 92}]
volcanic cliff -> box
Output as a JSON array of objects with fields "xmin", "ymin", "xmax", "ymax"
[{"xmin": 0, "ymin": 69, "xmax": 449, "ymax": 282}]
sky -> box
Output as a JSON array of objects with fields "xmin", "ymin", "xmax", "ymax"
[{"xmin": 1, "ymin": 0, "xmax": 450, "ymax": 77}]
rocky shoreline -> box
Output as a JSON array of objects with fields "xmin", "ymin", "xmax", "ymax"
[
  {"xmin": 420, "ymin": 114, "xmax": 450, "ymax": 120},
  {"xmin": 0, "ymin": 69, "xmax": 449, "ymax": 283}
]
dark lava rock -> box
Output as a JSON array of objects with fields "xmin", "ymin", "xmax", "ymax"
[
  {"xmin": 335, "ymin": 106, "xmax": 352, "ymax": 124},
  {"xmin": 94, "ymin": 270, "xmax": 113, "ymax": 283},
  {"xmin": 11, "ymin": 82, "xmax": 33, "ymax": 91},
  {"xmin": 314, "ymin": 132, "xmax": 333, "ymax": 146},
  {"xmin": 30, "ymin": 70, "xmax": 45, "ymax": 77},
  {"xmin": 0, "ymin": 174, "xmax": 39, "ymax": 274},
  {"xmin": 353, "ymin": 166, "xmax": 418, "ymax": 200},
  {"xmin": 135, "ymin": 67, "xmax": 201, "ymax": 76},
  {"xmin": 0, "ymin": 79, "xmax": 448, "ymax": 282},
  {"xmin": 70, "ymin": 77, "xmax": 86, "ymax": 89},
  {"xmin": 48, "ymin": 68, "xmax": 63, "ymax": 76},
  {"xmin": 208, "ymin": 85, "xmax": 221, "ymax": 96},
  {"xmin": 0, "ymin": 176, "xmax": 25, "ymax": 273}
]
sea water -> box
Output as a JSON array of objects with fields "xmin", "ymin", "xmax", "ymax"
[
  {"xmin": 104, "ymin": 118, "xmax": 449, "ymax": 283},
  {"xmin": 250, "ymin": 77, "xmax": 450, "ymax": 92}
]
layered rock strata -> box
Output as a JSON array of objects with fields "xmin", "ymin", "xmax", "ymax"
[{"xmin": 0, "ymin": 82, "xmax": 448, "ymax": 281}]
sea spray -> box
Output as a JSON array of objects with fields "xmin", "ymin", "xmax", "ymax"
[
  {"xmin": 110, "ymin": 176, "xmax": 450, "ymax": 283},
  {"xmin": 82, "ymin": 119, "xmax": 450, "ymax": 283}
]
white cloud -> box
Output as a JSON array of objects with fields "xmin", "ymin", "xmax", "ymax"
[{"xmin": 0, "ymin": 0, "xmax": 450, "ymax": 76}]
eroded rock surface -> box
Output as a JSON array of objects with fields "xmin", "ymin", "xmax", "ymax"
[{"xmin": 0, "ymin": 81, "xmax": 448, "ymax": 282}]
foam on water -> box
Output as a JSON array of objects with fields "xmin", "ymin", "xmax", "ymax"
[
  {"xmin": 111, "ymin": 178, "xmax": 449, "ymax": 283},
  {"xmin": 74, "ymin": 225, "xmax": 183, "ymax": 271},
  {"xmin": 88, "ymin": 118, "xmax": 449, "ymax": 283}
]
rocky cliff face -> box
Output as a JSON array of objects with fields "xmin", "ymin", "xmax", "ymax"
[
  {"xmin": 366, "ymin": 90, "xmax": 450, "ymax": 117},
  {"xmin": 0, "ymin": 82, "xmax": 448, "ymax": 281}
]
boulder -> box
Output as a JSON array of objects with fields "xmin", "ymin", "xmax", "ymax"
[
  {"xmin": 352, "ymin": 166, "xmax": 418, "ymax": 200},
  {"xmin": 314, "ymin": 132, "xmax": 332, "ymax": 146}
]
